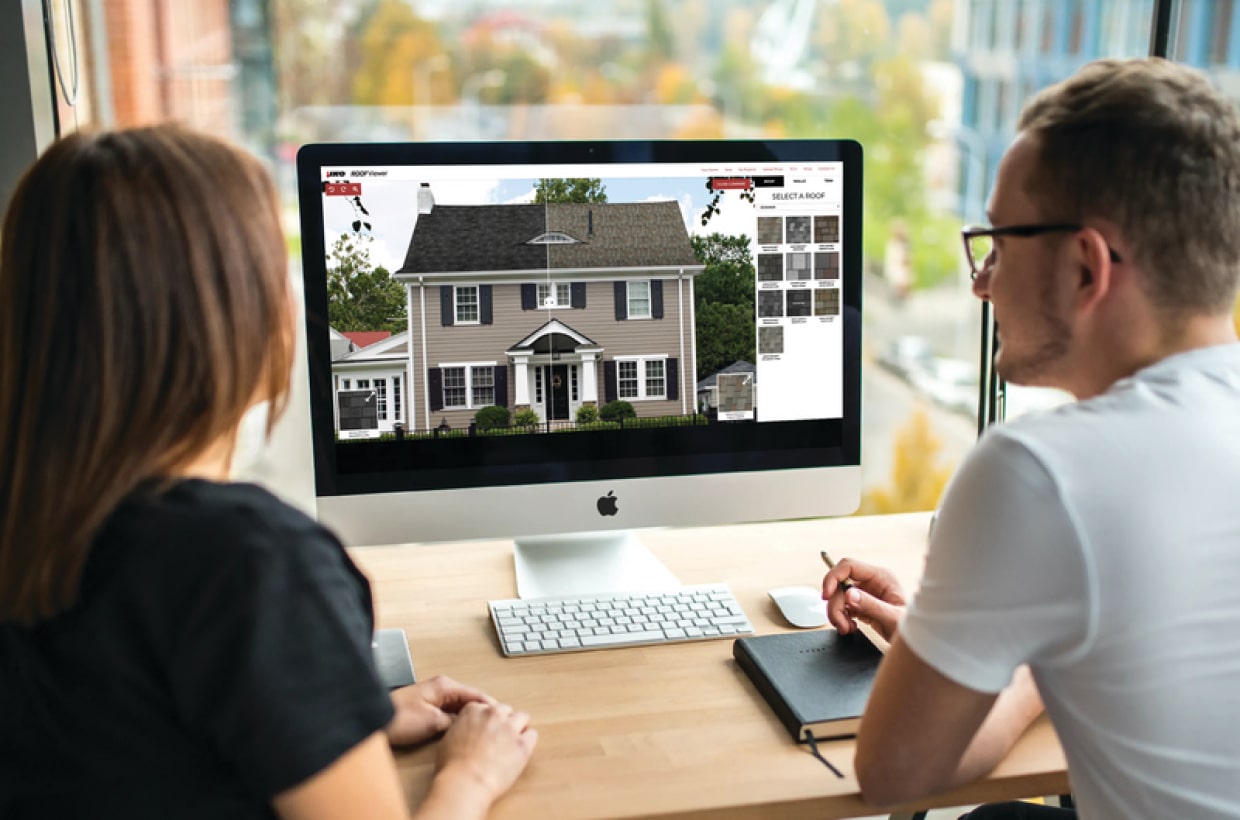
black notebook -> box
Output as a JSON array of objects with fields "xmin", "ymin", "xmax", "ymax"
[{"xmin": 733, "ymin": 629, "xmax": 883, "ymax": 743}]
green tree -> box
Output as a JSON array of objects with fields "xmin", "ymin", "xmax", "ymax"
[
  {"xmin": 691, "ymin": 234, "xmax": 756, "ymax": 378},
  {"xmin": 696, "ymin": 302, "xmax": 755, "ymax": 379},
  {"xmin": 691, "ymin": 234, "xmax": 753, "ymax": 307},
  {"xmin": 532, "ymin": 178, "xmax": 608, "ymax": 203},
  {"xmin": 326, "ymin": 234, "xmax": 407, "ymax": 333}
]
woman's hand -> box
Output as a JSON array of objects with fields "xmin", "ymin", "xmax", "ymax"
[
  {"xmin": 386, "ymin": 675, "xmax": 497, "ymax": 747},
  {"xmin": 430, "ymin": 702, "xmax": 538, "ymax": 810}
]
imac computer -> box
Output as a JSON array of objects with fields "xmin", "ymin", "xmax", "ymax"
[{"xmin": 296, "ymin": 140, "xmax": 862, "ymax": 599}]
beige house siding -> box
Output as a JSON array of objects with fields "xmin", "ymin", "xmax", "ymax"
[{"xmin": 405, "ymin": 278, "xmax": 698, "ymax": 430}]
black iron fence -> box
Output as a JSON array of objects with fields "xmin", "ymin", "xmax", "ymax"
[{"xmin": 336, "ymin": 413, "xmax": 710, "ymax": 443}]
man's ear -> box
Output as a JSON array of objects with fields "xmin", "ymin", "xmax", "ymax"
[{"xmin": 1073, "ymin": 228, "xmax": 1115, "ymax": 313}]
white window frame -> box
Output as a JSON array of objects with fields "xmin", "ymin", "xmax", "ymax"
[
  {"xmin": 455, "ymin": 285, "xmax": 480, "ymax": 324},
  {"xmin": 615, "ymin": 355, "xmax": 667, "ymax": 401},
  {"xmin": 472, "ymin": 366, "xmax": 495, "ymax": 407},
  {"xmin": 537, "ymin": 281, "xmax": 573, "ymax": 308},
  {"xmin": 442, "ymin": 367, "xmax": 467, "ymax": 409},
  {"xmin": 440, "ymin": 361, "xmax": 498, "ymax": 410},
  {"xmin": 627, "ymin": 281, "xmax": 651, "ymax": 319},
  {"xmin": 374, "ymin": 379, "xmax": 387, "ymax": 417}
]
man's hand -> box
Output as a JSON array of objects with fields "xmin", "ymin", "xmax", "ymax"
[
  {"xmin": 821, "ymin": 557, "xmax": 906, "ymax": 643},
  {"xmin": 387, "ymin": 675, "xmax": 497, "ymax": 747}
]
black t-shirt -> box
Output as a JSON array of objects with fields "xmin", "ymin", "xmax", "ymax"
[{"xmin": 0, "ymin": 480, "xmax": 396, "ymax": 818}]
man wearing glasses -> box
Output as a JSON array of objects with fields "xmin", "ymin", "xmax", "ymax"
[{"xmin": 823, "ymin": 59, "xmax": 1240, "ymax": 819}]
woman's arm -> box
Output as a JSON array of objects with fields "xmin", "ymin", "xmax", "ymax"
[{"xmin": 274, "ymin": 702, "xmax": 538, "ymax": 820}]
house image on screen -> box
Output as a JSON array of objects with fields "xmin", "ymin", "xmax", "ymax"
[
  {"xmin": 328, "ymin": 328, "xmax": 410, "ymax": 435},
  {"xmin": 387, "ymin": 185, "xmax": 706, "ymax": 431}
]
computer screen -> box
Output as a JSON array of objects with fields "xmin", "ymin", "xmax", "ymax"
[{"xmin": 296, "ymin": 139, "xmax": 862, "ymax": 597}]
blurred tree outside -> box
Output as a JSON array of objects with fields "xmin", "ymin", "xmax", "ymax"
[
  {"xmin": 353, "ymin": 1, "xmax": 450, "ymax": 108},
  {"xmin": 273, "ymin": 0, "xmax": 360, "ymax": 109},
  {"xmin": 731, "ymin": 0, "xmax": 961, "ymax": 289},
  {"xmin": 326, "ymin": 234, "xmax": 407, "ymax": 334},
  {"xmin": 654, "ymin": 63, "xmax": 700, "ymax": 106},
  {"xmin": 458, "ymin": 25, "xmax": 552, "ymax": 106},
  {"xmin": 859, "ymin": 405, "xmax": 954, "ymax": 514},
  {"xmin": 533, "ymin": 178, "xmax": 608, "ymax": 203},
  {"xmin": 645, "ymin": 0, "xmax": 676, "ymax": 63}
]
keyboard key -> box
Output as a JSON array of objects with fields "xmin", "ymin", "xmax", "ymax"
[{"xmin": 580, "ymin": 629, "xmax": 666, "ymax": 647}]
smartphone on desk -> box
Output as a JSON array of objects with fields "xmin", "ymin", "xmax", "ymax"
[{"xmin": 372, "ymin": 628, "xmax": 416, "ymax": 689}]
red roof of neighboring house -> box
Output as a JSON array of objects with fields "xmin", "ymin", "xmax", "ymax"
[{"xmin": 342, "ymin": 331, "xmax": 391, "ymax": 349}]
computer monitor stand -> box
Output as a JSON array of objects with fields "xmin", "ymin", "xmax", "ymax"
[{"xmin": 513, "ymin": 530, "xmax": 682, "ymax": 599}]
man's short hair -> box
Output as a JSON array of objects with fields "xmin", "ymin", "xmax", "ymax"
[{"xmin": 1018, "ymin": 58, "xmax": 1240, "ymax": 316}]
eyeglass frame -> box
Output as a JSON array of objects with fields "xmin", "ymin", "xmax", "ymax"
[{"xmin": 961, "ymin": 223, "xmax": 1123, "ymax": 280}]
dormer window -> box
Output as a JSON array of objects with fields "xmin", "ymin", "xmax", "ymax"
[{"xmin": 527, "ymin": 232, "xmax": 580, "ymax": 245}]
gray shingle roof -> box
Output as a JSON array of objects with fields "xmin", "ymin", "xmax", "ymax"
[
  {"xmin": 397, "ymin": 204, "xmax": 547, "ymax": 274},
  {"xmin": 696, "ymin": 360, "xmax": 756, "ymax": 390},
  {"xmin": 546, "ymin": 201, "xmax": 699, "ymax": 269},
  {"xmin": 396, "ymin": 200, "xmax": 699, "ymax": 275}
]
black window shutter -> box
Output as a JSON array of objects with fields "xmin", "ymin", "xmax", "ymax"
[
  {"xmin": 493, "ymin": 365, "xmax": 508, "ymax": 408},
  {"xmin": 440, "ymin": 286, "xmax": 453, "ymax": 326},
  {"xmin": 613, "ymin": 281, "xmax": 627, "ymax": 320},
  {"xmin": 666, "ymin": 357, "xmax": 679, "ymax": 401},
  {"xmin": 603, "ymin": 360, "xmax": 617, "ymax": 403},
  {"xmin": 571, "ymin": 282, "xmax": 586, "ymax": 308},
  {"xmin": 521, "ymin": 283, "xmax": 536, "ymax": 310},
  {"xmin": 480, "ymin": 285, "xmax": 493, "ymax": 325},
  {"xmin": 651, "ymin": 280, "xmax": 664, "ymax": 319},
  {"xmin": 429, "ymin": 368, "xmax": 443, "ymax": 412}
]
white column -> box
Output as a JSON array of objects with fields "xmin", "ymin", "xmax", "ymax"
[
  {"xmin": 513, "ymin": 355, "xmax": 531, "ymax": 405},
  {"xmin": 580, "ymin": 352, "xmax": 598, "ymax": 402}
]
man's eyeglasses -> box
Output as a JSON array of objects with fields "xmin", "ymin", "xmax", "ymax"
[{"xmin": 961, "ymin": 223, "xmax": 1123, "ymax": 280}]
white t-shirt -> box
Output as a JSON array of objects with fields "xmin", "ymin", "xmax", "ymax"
[{"xmin": 901, "ymin": 343, "xmax": 1240, "ymax": 819}]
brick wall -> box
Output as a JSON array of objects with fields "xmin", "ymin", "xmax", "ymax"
[{"xmin": 102, "ymin": 0, "xmax": 236, "ymax": 138}]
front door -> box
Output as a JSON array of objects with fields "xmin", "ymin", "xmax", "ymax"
[{"xmin": 547, "ymin": 364, "xmax": 570, "ymax": 421}]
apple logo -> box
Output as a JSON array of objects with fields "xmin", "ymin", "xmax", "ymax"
[{"xmin": 596, "ymin": 490, "xmax": 619, "ymax": 516}]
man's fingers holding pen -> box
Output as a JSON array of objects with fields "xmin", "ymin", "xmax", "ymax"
[
  {"xmin": 833, "ymin": 587, "xmax": 904, "ymax": 642},
  {"xmin": 821, "ymin": 557, "xmax": 907, "ymax": 639},
  {"xmin": 820, "ymin": 557, "xmax": 906, "ymax": 603}
]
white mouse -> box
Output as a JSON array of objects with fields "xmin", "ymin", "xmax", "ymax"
[{"xmin": 767, "ymin": 585, "xmax": 829, "ymax": 629}]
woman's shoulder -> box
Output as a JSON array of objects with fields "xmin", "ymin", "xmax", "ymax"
[
  {"xmin": 93, "ymin": 479, "xmax": 344, "ymax": 583},
  {"xmin": 123, "ymin": 479, "xmax": 321, "ymax": 538}
]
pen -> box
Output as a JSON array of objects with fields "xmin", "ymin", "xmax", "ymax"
[{"xmin": 820, "ymin": 550, "xmax": 853, "ymax": 592}]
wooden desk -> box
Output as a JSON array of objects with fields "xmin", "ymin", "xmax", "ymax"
[{"xmin": 351, "ymin": 512, "xmax": 1069, "ymax": 819}]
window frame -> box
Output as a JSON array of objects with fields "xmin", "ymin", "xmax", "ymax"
[
  {"xmin": 537, "ymin": 281, "xmax": 573, "ymax": 308},
  {"xmin": 455, "ymin": 285, "xmax": 480, "ymax": 325},
  {"xmin": 627, "ymin": 281, "xmax": 652, "ymax": 319},
  {"xmin": 440, "ymin": 362, "xmax": 497, "ymax": 410},
  {"xmin": 614, "ymin": 355, "xmax": 667, "ymax": 401}
]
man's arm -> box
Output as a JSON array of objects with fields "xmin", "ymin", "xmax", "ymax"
[{"xmin": 855, "ymin": 640, "xmax": 1044, "ymax": 808}]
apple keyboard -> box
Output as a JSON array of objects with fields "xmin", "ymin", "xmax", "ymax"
[{"xmin": 489, "ymin": 583, "xmax": 754, "ymax": 656}]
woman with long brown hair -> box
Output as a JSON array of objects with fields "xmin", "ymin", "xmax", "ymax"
[{"xmin": 0, "ymin": 125, "xmax": 535, "ymax": 819}]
